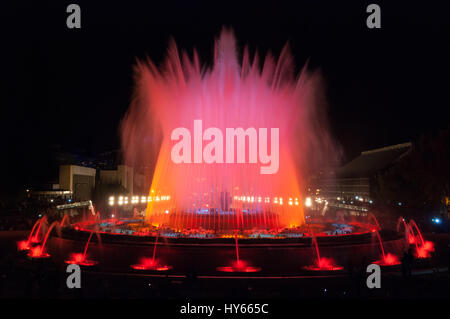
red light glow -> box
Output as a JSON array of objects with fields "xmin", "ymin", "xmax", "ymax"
[
  {"xmin": 130, "ymin": 258, "xmax": 172, "ymax": 271},
  {"xmin": 374, "ymin": 253, "xmax": 400, "ymax": 266},
  {"xmin": 17, "ymin": 240, "xmax": 30, "ymax": 251},
  {"xmin": 216, "ymin": 260, "xmax": 261, "ymax": 273},
  {"xmin": 64, "ymin": 253, "xmax": 98, "ymax": 266},
  {"xmin": 303, "ymin": 257, "xmax": 343, "ymax": 271},
  {"xmin": 27, "ymin": 245, "xmax": 50, "ymax": 258}
]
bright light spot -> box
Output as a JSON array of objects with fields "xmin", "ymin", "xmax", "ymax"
[
  {"xmin": 111, "ymin": 214, "xmax": 115, "ymax": 218},
  {"xmin": 432, "ymin": 218, "xmax": 441, "ymax": 224},
  {"xmin": 305, "ymin": 197, "xmax": 312, "ymax": 207}
]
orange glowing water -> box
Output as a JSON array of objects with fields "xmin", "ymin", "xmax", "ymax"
[{"xmin": 121, "ymin": 28, "xmax": 337, "ymax": 231}]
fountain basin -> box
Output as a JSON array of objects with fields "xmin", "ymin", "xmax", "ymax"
[{"xmin": 39, "ymin": 218, "xmax": 406, "ymax": 276}]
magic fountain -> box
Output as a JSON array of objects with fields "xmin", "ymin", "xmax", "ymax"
[{"xmin": 17, "ymin": 29, "xmax": 430, "ymax": 275}]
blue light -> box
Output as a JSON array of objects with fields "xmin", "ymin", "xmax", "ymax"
[
  {"xmin": 432, "ymin": 218, "xmax": 441, "ymax": 224},
  {"xmin": 398, "ymin": 202, "xmax": 402, "ymax": 206},
  {"xmin": 369, "ymin": 200, "xmax": 373, "ymax": 204}
]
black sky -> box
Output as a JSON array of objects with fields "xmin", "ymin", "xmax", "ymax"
[{"xmin": 3, "ymin": 0, "xmax": 450, "ymax": 194}]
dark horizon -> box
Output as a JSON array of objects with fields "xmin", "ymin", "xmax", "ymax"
[{"xmin": 3, "ymin": 1, "xmax": 450, "ymax": 195}]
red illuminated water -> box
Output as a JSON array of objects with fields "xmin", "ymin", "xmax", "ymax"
[
  {"xmin": 64, "ymin": 230, "xmax": 100, "ymax": 266},
  {"xmin": 27, "ymin": 221, "xmax": 60, "ymax": 259},
  {"xmin": 397, "ymin": 217, "xmax": 411, "ymax": 243},
  {"xmin": 60, "ymin": 214, "xmax": 69, "ymax": 227},
  {"xmin": 17, "ymin": 216, "xmax": 47, "ymax": 251},
  {"xmin": 216, "ymin": 229, "xmax": 261, "ymax": 273},
  {"xmin": 371, "ymin": 214, "xmax": 400, "ymax": 266},
  {"xmin": 130, "ymin": 227, "xmax": 172, "ymax": 271},
  {"xmin": 130, "ymin": 257, "xmax": 172, "ymax": 271},
  {"xmin": 303, "ymin": 232, "xmax": 343, "ymax": 271},
  {"xmin": 120, "ymin": 28, "xmax": 337, "ymax": 232},
  {"xmin": 409, "ymin": 220, "xmax": 424, "ymax": 246},
  {"xmin": 374, "ymin": 252, "xmax": 400, "ymax": 266},
  {"xmin": 409, "ymin": 220, "xmax": 434, "ymax": 258},
  {"xmin": 368, "ymin": 213, "xmax": 381, "ymax": 230}
]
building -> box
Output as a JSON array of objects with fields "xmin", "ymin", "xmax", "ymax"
[
  {"xmin": 99, "ymin": 165, "xmax": 134, "ymax": 194},
  {"xmin": 59, "ymin": 165, "xmax": 96, "ymax": 201},
  {"xmin": 312, "ymin": 142, "xmax": 412, "ymax": 203}
]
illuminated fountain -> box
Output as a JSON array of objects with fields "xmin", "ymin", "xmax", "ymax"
[
  {"xmin": 216, "ymin": 230, "xmax": 261, "ymax": 273},
  {"xmin": 120, "ymin": 28, "xmax": 340, "ymax": 233},
  {"xmin": 372, "ymin": 229, "xmax": 400, "ymax": 266},
  {"xmin": 408, "ymin": 220, "xmax": 434, "ymax": 259},
  {"xmin": 16, "ymin": 29, "xmax": 415, "ymax": 276},
  {"xmin": 303, "ymin": 231, "xmax": 343, "ymax": 271},
  {"xmin": 370, "ymin": 214, "xmax": 400, "ymax": 266},
  {"xmin": 397, "ymin": 217, "xmax": 413, "ymax": 244},
  {"xmin": 27, "ymin": 221, "xmax": 60, "ymax": 259},
  {"xmin": 130, "ymin": 226, "xmax": 172, "ymax": 271},
  {"xmin": 17, "ymin": 216, "xmax": 47, "ymax": 251},
  {"xmin": 396, "ymin": 217, "xmax": 434, "ymax": 259},
  {"xmin": 64, "ymin": 230, "xmax": 100, "ymax": 266}
]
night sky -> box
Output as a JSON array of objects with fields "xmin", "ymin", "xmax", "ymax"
[{"xmin": 3, "ymin": 1, "xmax": 450, "ymax": 195}]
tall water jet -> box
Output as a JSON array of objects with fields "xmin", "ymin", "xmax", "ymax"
[{"xmin": 120, "ymin": 28, "xmax": 337, "ymax": 233}]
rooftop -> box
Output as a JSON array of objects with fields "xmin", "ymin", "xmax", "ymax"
[{"xmin": 336, "ymin": 142, "xmax": 412, "ymax": 178}]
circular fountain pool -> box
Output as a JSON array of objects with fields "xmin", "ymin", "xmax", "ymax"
[{"xmin": 21, "ymin": 215, "xmax": 407, "ymax": 275}]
